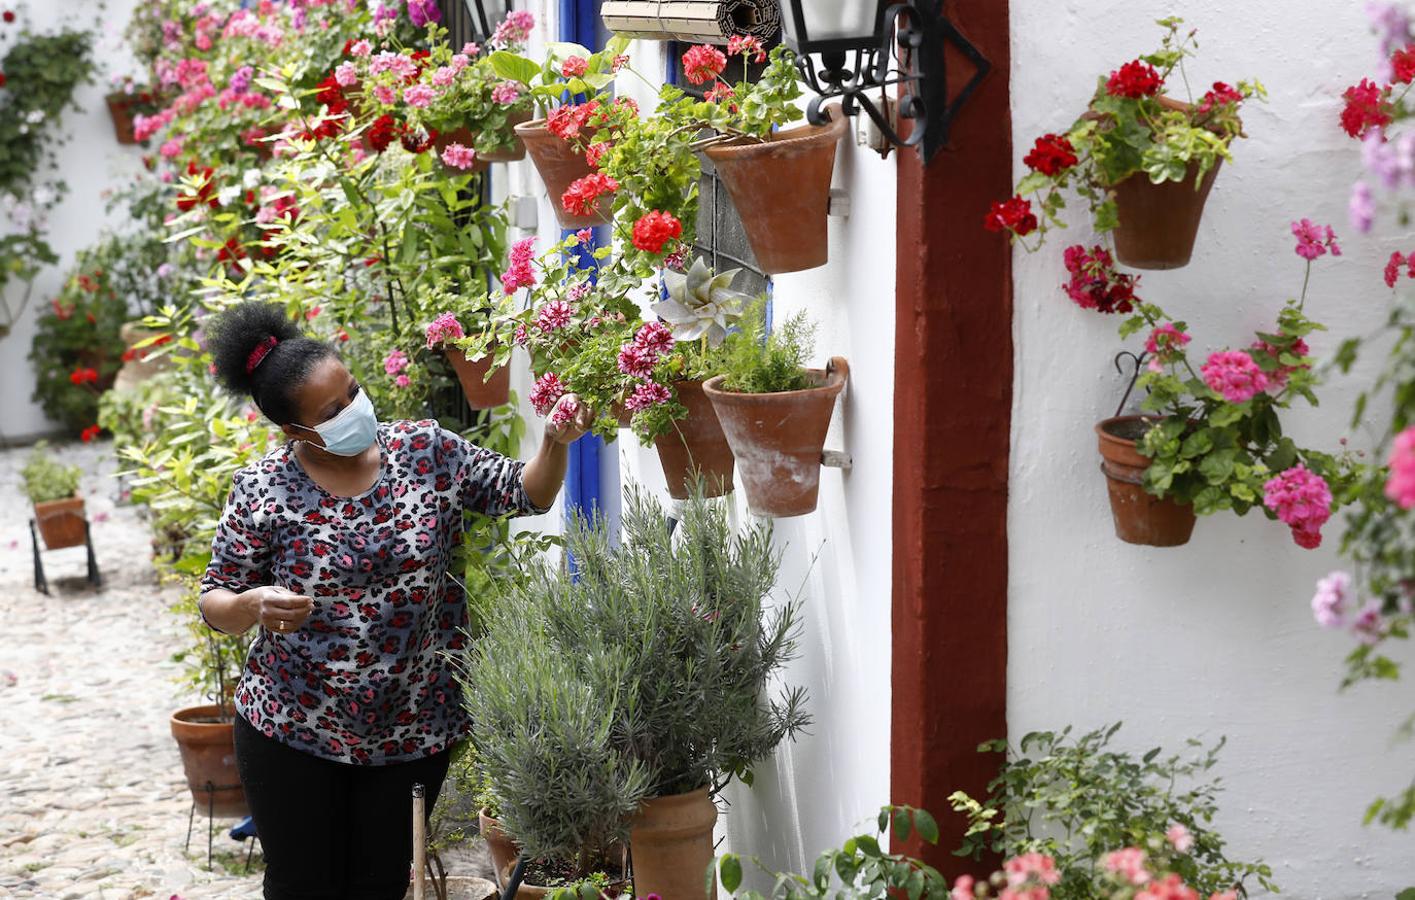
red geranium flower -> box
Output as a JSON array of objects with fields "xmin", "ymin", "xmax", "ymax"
[
  {"xmin": 1105, "ymin": 60, "xmax": 1163, "ymax": 99},
  {"xmin": 2, "ymin": 11, "xmax": 13, "ymax": 23},
  {"xmin": 1062, "ymin": 244, "xmax": 1138, "ymax": 314},
  {"xmin": 631, "ymin": 211, "xmax": 682, "ymax": 254},
  {"xmin": 316, "ymin": 73, "xmax": 348, "ymax": 114},
  {"xmin": 1341, "ymin": 78, "xmax": 1393, "ymax": 139},
  {"xmin": 1196, "ymin": 81, "xmax": 1244, "ymax": 115},
  {"xmin": 399, "ymin": 124, "xmax": 437, "ymax": 154},
  {"xmin": 547, "ymin": 100, "xmax": 600, "ymax": 142},
  {"xmin": 80, "ymin": 425, "xmax": 101, "ymax": 443},
  {"xmin": 682, "ymin": 44, "xmax": 727, "ymax": 85},
  {"xmin": 1022, "ymin": 133, "xmax": 1077, "ymax": 176},
  {"xmin": 561, "ymin": 172, "xmax": 618, "ymax": 218},
  {"xmin": 982, "ymin": 196, "xmax": 1038, "ymax": 236},
  {"xmin": 1394, "ymin": 44, "xmax": 1415, "ymax": 85},
  {"xmin": 367, "ymin": 114, "xmax": 398, "ymax": 153},
  {"xmin": 69, "ymin": 367, "xmax": 99, "ymax": 385},
  {"xmin": 217, "ymin": 237, "xmax": 247, "ymax": 264},
  {"xmin": 0, "ymin": 72, "xmax": 7, "ymax": 89}
]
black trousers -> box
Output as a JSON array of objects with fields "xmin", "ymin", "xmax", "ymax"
[{"xmin": 234, "ymin": 715, "xmax": 454, "ymax": 900}]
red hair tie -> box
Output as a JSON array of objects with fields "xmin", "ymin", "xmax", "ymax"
[{"xmin": 245, "ymin": 335, "xmax": 279, "ymax": 374}]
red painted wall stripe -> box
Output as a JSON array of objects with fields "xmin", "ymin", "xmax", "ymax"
[{"xmin": 891, "ymin": 0, "xmax": 1011, "ymax": 877}]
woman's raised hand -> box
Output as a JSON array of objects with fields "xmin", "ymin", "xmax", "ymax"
[
  {"xmin": 544, "ymin": 393, "xmax": 594, "ymax": 445},
  {"xmin": 249, "ymin": 585, "xmax": 314, "ymax": 634}
]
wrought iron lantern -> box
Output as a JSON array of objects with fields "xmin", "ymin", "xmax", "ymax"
[{"xmin": 778, "ymin": 0, "xmax": 990, "ymax": 162}]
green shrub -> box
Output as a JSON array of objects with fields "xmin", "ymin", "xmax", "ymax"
[
  {"xmin": 718, "ymin": 299, "xmax": 816, "ymax": 394},
  {"xmin": 20, "ymin": 441, "xmax": 81, "ymax": 503}
]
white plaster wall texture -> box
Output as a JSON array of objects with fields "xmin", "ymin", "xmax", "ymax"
[
  {"xmin": 1010, "ymin": 1, "xmax": 1415, "ymax": 895},
  {"xmin": 0, "ymin": 0, "xmax": 147, "ymax": 442}
]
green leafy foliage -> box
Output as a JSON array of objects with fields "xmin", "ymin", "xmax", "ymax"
[
  {"xmin": 20, "ymin": 441, "xmax": 81, "ymax": 504},
  {"xmin": 718, "ymin": 300, "xmax": 816, "ymax": 395},
  {"xmin": 950, "ymin": 726, "xmax": 1276, "ymax": 898}
]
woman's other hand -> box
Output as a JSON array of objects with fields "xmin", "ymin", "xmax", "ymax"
[
  {"xmin": 543, "ymin": 393, "xmax": 593, "ymax": 446},
  {"xmin": 249, "ymin": 586, "xmax": 314, "ymax": 634}
]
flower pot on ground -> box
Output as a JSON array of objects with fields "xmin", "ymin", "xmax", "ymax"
[
  {"xmin": 170, "ymin": 704, "xmax": 248, "ymax": 818},
  {"xmin": 479, "ymin": 808, "xmax": 519, "ymax": 888},
  {"xmin": 702, "ymin": 107, "xmax": 848, "ymax": 275},
  {"xmin": 655, "ymin": 380, "xmax": 735, "ymax": 500},
  {"xmin": 105, "ymin": 92, "xmax": 139, "ymax": 144},
  {"xmin": 1095, "ymin": 416, "xmax": 1196, "ymax": 547},
  {"xmin": 446, "ymin": 348, "xmax": 511, "ymax": 410},
  {"xmin": 516, "ymin": 119, "xmax": 611, "ymax": 228},
  {"xmin": 630, "ymin": 786, "xmax": 719, "ymax": 900},
  {"xmin": 21, "ymin": 442, "xmax": 87, "ymax": 550}
]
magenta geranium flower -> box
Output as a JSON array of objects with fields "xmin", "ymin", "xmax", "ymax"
[{"xmin": 1201, "ymin": 350, "xmax": 1268, "ymax": 403}]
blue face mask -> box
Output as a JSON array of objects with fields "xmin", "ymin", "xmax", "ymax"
[{"xmin": 298, "ymin": 388, "xmax": 378, "ymax": 456}]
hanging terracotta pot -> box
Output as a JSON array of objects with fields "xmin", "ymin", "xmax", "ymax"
[
  {"xmin": 480, "ymin": 109, "xmax": 533, "ymax": 163},
  {"xmin": 1095, "ymin": 416, "xmax": 1197, "ymax": 547},
  {"xmin": 629, "ymin": 786, "xmax": 718, "ymax": 900},
  {"xmin": 701, "ymin": 107, "xmax": 848, "ymax": 274},
  {"xmin": 446, "ymin": 348, "xmax": 511, "ymax": 411},
  {"xmin": 432, "ymin": 127, "xmax": 490, "ymax": 174},
  {"xmin": 170, "ymin": 705, "xmax": 248, "ymax": 818},
  {"xmin": 32, "ymin": 496, "xmax": 87, "ymax": 550},
  {"xmin": 515, "ymin": 119, "xmax": 610, "ymax": 229},
  {"xmin": 655, "ymin": 380, "xmax": 735, "ymax": 500},
  {"xmin": 703, "ymin": 358, "xmax": 848, "ymax": 518},
  {"xmin": 105, "ymin": 92, "xmax": 139, "ymax": 145}
]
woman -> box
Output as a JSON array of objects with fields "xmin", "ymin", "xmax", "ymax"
[{"xmin": 197, "ymin": 301, "xmax": 587, "ymax": 899}]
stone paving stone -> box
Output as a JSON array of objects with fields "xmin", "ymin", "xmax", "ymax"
[{"xmin": 0, "ymin": 439, "xmax": 494, "ymax": 899}]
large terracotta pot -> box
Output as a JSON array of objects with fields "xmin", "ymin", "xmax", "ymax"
[
  {"xmin": 105, "ymin": 92, "xmax": 139, "ymax": 145},
  {"xmin": 630, "ymin": 787, "xmax": 718, "ymax": 900},
  {"xmin": 515, "ymin": 119, "xmax": 610, "ymax": 228},
  {"xmin": 655, "ymin": 380, "xmax": 735, "ymax": 500},
  {"xmin": 479, "ymin": 808, "xmax": 519, "ymax": 889},
  {"xmin": 446, "ymin": 348, "xmax": 511, "ymax": 410},
  {"xmin": 33, "ymin": 496, "xmax": 87, "ymax": 550},
  {"xmin": 170, "ymin": 704, "xmax": 248, "ymax": 818},
  {"xmin": 701, "ymin": 108, "xmax": 848, "ymax": 274},
  {"xmin": 1095, "ymin": 416, "xmax": 1197, "ymax": 547},
  {"xmin": 703, "ymin": 358, "xmax": 849, "ymax": 518},
  {"xmin": 113, "ymin": 321, "xmax": 171, "ymax": 391}
]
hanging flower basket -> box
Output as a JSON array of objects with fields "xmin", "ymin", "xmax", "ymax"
[
  {"xmin": 701, "ymin": 107, "xmax": 848, "ymax": 275},
  {"xmin": 703, "ymin": 357, "xmax": 848, "ymax": 518},
  {"xmin": 105, "ymin": 92, "xmax": 140, "ymax": 145},
  {"xmin": 655, "ymin": 380, "xmax": 735, "ymax": 500},
  {"xmin": 32, "ymin": 495, "xmax": 87, "ymax": 550},
  {"xmin": 629, "ymin": 786, "xmax": 719, "ymax": 900},
  {"xmin": 1095, "ymin": 415, "xmax": 1196, "ymax": 547},
  {"xmin": 446, "ymin": 348, "xmax": 510, "ymax": 411},
  {"xmin": 432, "ymin": 110, "xmax": 533, "ymax": 175},
  {"xmin": 515, "ymin": 119, "xmax": 611, "ymax": 228},
  {"xmin": 170, "ymin": 704, "xmax": 248, "ymax": 819}
]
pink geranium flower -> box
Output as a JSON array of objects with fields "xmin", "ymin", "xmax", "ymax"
[
  {"xmin": 440, "ymin": 143, "xmax": 477, "ymax": 170},
  {"xmin": 424, "ymin": 312, "xmax": 465, "ymax": 348},
  {"xmin": 1292, "ymin": 219, "xmax": 1341, "ymax": 260},
  {"xmin": 1385, "ymin": 425, "xmax": 1415, "ymax": 508},
  {"xmin": 1201, "ymin": 351, "xmax": 1268, "ymax": 403},
  {"xmin": 1263, "ymin": 464, "xmax": 1332, "ymax": 548}
]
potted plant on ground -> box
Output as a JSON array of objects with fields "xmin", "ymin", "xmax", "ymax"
[
  {"xmin": 21, "ymin": 441, "xmax": 86, "ymax": 550},
  {"xmin": 1077, "ymin": 220, "xmax": 1352, "ymax": 547},
  {"xmin": 488, "ymin": 33, "xmax": 632, "ymax": 228},
  {"xmin": 464, "ymin": 485, "xmax": 809, "ymax": 899},
  {"xmin": 987, "ymin": 17, "xmax": 1263, "ymax": 270},
  {"xmin": 703, "ymin": 300, "xmax": 848, "ymax": 518}
]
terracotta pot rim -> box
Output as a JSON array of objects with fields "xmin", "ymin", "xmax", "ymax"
[
  {"xmin": 33, "ymin": 494, "xmax": 83, "ymax": 506},
  {"xmin": 703, "ymin": 107, "xmax": 848, "ymax": 159},
  {"xmin": 1095, "ymin": 414, "xmax": 1167, "ymax": 444},
  {"xmin": 171, "ymin": 703, "xmax": 237, "ymax": 726},
  {"xmin": 702, "ymin": 364, "xmax": 847, "ymax": 402}
]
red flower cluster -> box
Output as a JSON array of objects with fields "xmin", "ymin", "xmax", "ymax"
[
  {"xmin": 316, "ymin": 73, "xmax": 349, "ymax": 114},
  {"xmin": 683, "ymin": 44, "xmax": 727, "ymax": 85},
  {"xmin": 368, "ymin": 114, "xmax": 398, "ymax": 152},
  {"xmin": 1062, "ymin": 244, "xmax": 1138, "ymax": 314},
  {"xmin": 0, "ymin": 73, "xmax": 7, "ymax": 90},
  {"xmin": 1341, "ymin": 78, "xmax": 1393, "ymax": 139},
  {"xmin": 1395, "ymin": 44, "xmax": 1415, "ymax": 84},
  {"xmin": 631, "ymin": 210, "xmax": 682, "ymax": 254},
  {"xmin": 982, "ymin": 196, "xmax": 1037, "ymax": 236},
  {"xmin": 727, "ymin": 35, "xmax": 766, "ymax": 64},
  {"xmin": 1105, "ymin": 60, "xmax": 1163, "ymax": 99},
  {"xmin": 50, "ymin": 299, "xmax": 72, "ymax": 320},
  {"xmin": 1022, "ymin": 133, "xmax": 1077, "ymax": 176},
  {"xmin": 2, "ymin": 10, "xmax": 13, "ymax": 22},
  {"xmin": 561, "ymin": 172, "xmax": 618, "ymax": 218},
  {"xmin": 69, "ymin": 367, "xmax": 99, "ymax": 385},
  {"xmin": 80, "ymin": 425, "xmax": 101, "ymax": 443},
  {"xmin": 547, "ymin": 100, "xmax": 601, "ymax": 142},
  {"xmin": 1384, "ymin": 250, "xmax": 1415, "ymax": 288},
  {"xmin": 175, "ymin": 163, "xmax": 218, "ymax": 211},
  {"xmin": 1196, "ymin": 81, "xmax": 1244, "ymax": 115},
  {"xmin": 218, "ymin": 237, "xmax": 247, "ymax": 264},
  {"xmin": 399, "ymin": 125, "xmax": 437, "ymax": 154}
]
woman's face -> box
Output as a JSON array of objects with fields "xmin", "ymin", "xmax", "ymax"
[{"xmin": 280, "ymin": 356, "xmax": 361, "ymax": 448}]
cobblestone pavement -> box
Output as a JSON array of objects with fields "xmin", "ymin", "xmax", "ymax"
[{"xmin": 0, "ymin": 439, "xmax": 493, "ymax": 900}]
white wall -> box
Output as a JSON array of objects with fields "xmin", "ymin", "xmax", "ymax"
[
  {"xmin": 1010, "ymin": 2, "xmax": 1413, "ymax": 895},
  {"xmin": 0, "ymin": 0, "xmax": 147, "ymax": 443}
]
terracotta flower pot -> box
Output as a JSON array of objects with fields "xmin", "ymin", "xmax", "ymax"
[
  {"xmin": 481, "ymin": 109, "xmax": 533, "ymax": 163},
  {"xmin": 479, "ymin": 808, "xmax": 520, "ymax": 889},
  {"xmin": 629, "ymin": 786, "xmax": 719, "ymax": 900},
  {"xmin": 113, "ymin": 321, "xmax": 172, "ymax": 391},
  {"xmin": 433, "ymin": 127, "xmax": 491, "ymax": 174},
  {"xmin": 446, "ymin": 348, "xmax": 511, "ymax": 410},
  {"xmin": 515, "ymin": 119, "xmax": 610, "ymax": 229},
  {"xmin": 105, "ymin": 92, "xmax": 139, "ymax": 145},
  {"xmin": 170, "ymin": 704, "xmax": 248, "ymax": 819},
  {"xmin": 1095, "ymin": 416, "xmax": 1197, "ymax": 547},
  {"xmin": 655, "ymin": 380, "xmax": 735, "ymax": 500},
  {"xmin": 701, "ymin": 108, "xmax": 848, "ymax": 274},
  {"xmin": 33, "ymin": 496, "xmax": 87, "ymax": 550},
  {"xmin": 703, "ymin": 358, "xmax": 849, "ymax": 518}
]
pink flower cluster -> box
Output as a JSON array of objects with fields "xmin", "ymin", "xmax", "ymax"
[
  {"xmin": 1200, "ymin": 351, "xmax": 1268, "ymax": 403},
  {"xmin": 529, "ymin": 372, "xmax": 564, "ymax": 416},
  {"xmin": 619, "ymin": 323, "xmax": 676, "ymax": 412},
  {"xmin": 440, "ymin": 143, "xmax": 478, "ymax": 170},
  {"xmin": 424, "ymin": 312, "xmax": 464, "ymax": 349},
  {"xmin": 1144, "ymin": 323, "xmax": 1190, "ymax": 371},
  {"xmin": 1385, "ymin": 424, "xmax": 1415, "ymax": 508},
  {"xmin": 1311, "ymin": 570, "xmax": 1354, "ymax": 629},
  {"xmin": 1383, "ymin": 249, "xmax": 1415, "ymax": 288},
  {"xmin": 403, "ymin": 84, "xmax": 437, "ymax": 108},
  {"xmin": 491, "ymin": 81, "xmax": 523, "ymax": 104},
  {"xmin": 1263, "ymin": 464, "xmax": 1332, "ymax": 549},
  {"xmin": 549, "ymin": 395, "xmax": 580, "ymax": 428},
  {"xmin": 501, "ymin": 238, "xmax": 537, "ymax": 294},
  {"xmin": 491, "ymin": 10, "xmax": 535, "ymax": 48},
  {"xmin": 952, "ymin": 850, "xmax": 1235, "ymax": 900},
  {"xmin": 383, "ymin": 349, "xmax": 411, "ymax": 387},
  {"xmin": 1291, "ymin": 219, "xmax": 1341, "ymax": 260},
  {"xmin": 537, "ymin": 300, "xmax": 573, "ymax": 333}
]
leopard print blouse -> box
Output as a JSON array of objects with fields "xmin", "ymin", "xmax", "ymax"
[{"xmin": 200, "ymin": 419, "xmax": 549, "ymax": 765}]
